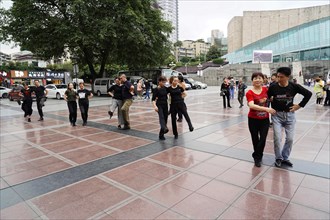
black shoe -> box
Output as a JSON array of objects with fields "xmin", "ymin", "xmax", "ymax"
[
  {"xmin": 122, "ymin": 126, "xmax": 131, "ymax": 130},
  {"xmin": 177, "ymin": 118, "xmax": 182, "ymax": 122},
  {"xmin": 228, "ymin": 106, "xmax": 232, "ymax": 108},
  {"xmin": 239, "ymin": 105, "xmax": 243, "ymax": 108},
  {"xmin": 164, "ymin": 128, "xmax": 169, "ymax": 134},
  {"xmin": 82, "ymin": 122, "xmax": 87, "ymax": 126},
  {"xmin": 108, "ymin": 111, "xmax": 113, "ymax": 119},
  {"xmin": 174, "ymin": 134, "xmax": 178, "ymax": 139},
  {"xmin": 254, "ymin": 161, "xmax": 261, "ymax": 167},
  {"xmin": 27, "ymin": 118, "xmax": 31, "ymax": 122},
  {"xmin": 38, "ymin": 118, "xmax": 44, "ymax": 121},
  {"xmin": 72, "ymin": 123, "xmax": 76, "ymax": 127},
  {"xmin": 189, "ymin": 126, "xmax": 194, "ymax": 132},
  {"xmin": 118, "ymin": 125, "xmax": 121, "ymax": 129},
  {"xmin": 282, "ymin": 160, "xmax": 293, "ymax": 167},
  {"xmin": 159, "ymin": 136, "xmax": 166, "ymax": 140},
  {"xmin": 24, "ymin": 113, "xmax": 27, "ymax": 118},
  {"xmin": 275, "ymin": 159, "xmax": 282, "ymax": 167}
]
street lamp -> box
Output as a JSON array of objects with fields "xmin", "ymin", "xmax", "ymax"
[
  {"xmin": 197, "ymin": 63, "xmax": 203, "ymax": 77},
  {"xmin": 71, "ymin": 56, "xmax": 79, "ymax": 88}
]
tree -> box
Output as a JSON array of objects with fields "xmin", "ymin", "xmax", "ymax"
[
  {"xmin": 196, "ymin": 39, "xmax": 205, "ymax": 43},
  {"xmin": 1, "ymin": 0, "xmax": 172, "ymax": 85},
  {"xmin": 206, "ymin": 45, "xmax": 221, "ymax": 61}
]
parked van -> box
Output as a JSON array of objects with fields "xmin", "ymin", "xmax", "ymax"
[{"xmin": 93, "ymin": 78, "xmax": 115, "ymax": 96}]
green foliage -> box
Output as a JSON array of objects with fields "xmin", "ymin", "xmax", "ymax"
[
  {"xmin": 1, "ymin": 0, "xmax": 172, "ymax": 80},
  {"xmin": 196, "ymin": 39, "xmax": 205, "ymax": 43},
  {"xmin": 212, "ymin": 58, "xmax": 224, "ymax": 65},
  {"xmin": 206, "ymin": 45, "xmax": 221, "ymax": 61},
  {"xmin": 173, "ymin": 41, "xmax": 183, "ymax": 48},
  {"xmin": 180, "ymin": 56, "xmax": 191, "ymax": 63}
]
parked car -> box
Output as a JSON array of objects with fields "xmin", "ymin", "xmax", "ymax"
[
  {"xmin": 183, "ymin": 76, "xmax": 197, "ymax": 89},
  {"xmin": 185, "ymin": 83, "xmax": 192, "ymax": 90},
  {"xmin": 0, "ymin": 86, "xmax": 11, "ymax": 98},
  {"xmin": 195, "ymin": 81, "xmax": 207, "ymax": 89},
  {"xmin": 45, "ymin": 84, "xmax": 67, "ymax": 99}
]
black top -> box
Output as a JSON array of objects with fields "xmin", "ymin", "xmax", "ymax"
[
  {"xmin": 33, "ymin": 86, "xmax": 46, "ymax": 98},
  {"xmin": 220, "ymin": 83, "xmax": 230, "ymax": 94},
  {"xmin": 167, "ymin": 86, "xmax": 184, "ymax": 104},
  {"xmin": 77, "ymin": 89, "xmax": 91, "ymax": 101},
  {"xmin": 238, "ymin": 83, "xmax": 247, "ymax": 94},
  {"xmin": 21, "ymin": 88, "xmax": 33, "ymax": 101},
  {"xmin": 65, "ymin": 89, "xmax": 77, "ymax": 102},
  {"xmin": 268, "ymin": 82, "xmax": 312, "ymax": 112},
  {"xmin": 107, "ymin": 84, "xmax": 123, "ymax": 100},
  {"xmin": 145, "ymin": 81, "xmax": 150, "ymax": 90},
  {"xmin": 152, "ymin": 87, "xmax": 168, "ymax": 105},
  {"xmin": 122, "ymin": 81, "xmax": 133, "ymax": 100}
]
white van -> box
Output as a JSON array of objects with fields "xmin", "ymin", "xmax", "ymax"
[{"xmin": 93, "ymin": 78, "xmax": 115, "ymax": 96}]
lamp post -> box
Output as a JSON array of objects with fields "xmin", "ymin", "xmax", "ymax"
[
  {"xmin": 197, "ymin": 63, "xmax": 203, "ymax": 77},
  {"xmin": 71, "ymin": 56, "xmax": 79, "ymax": 89}
]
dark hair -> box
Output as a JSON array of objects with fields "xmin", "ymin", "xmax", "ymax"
[
  {"xmin": 22, "ymin": 83, "xmax": 27, "ymax": 87},
  {"xmin": 169, "ymin": 76, "xmax": 177, "ymax": 84},
  {"xmin": 158, "ymin": 76, "xmax": 167, "ymax": 82},
  {"xmin": 79, "ymin": 82, "xmax": 84, "ymax": 85},
  {"xmin": 271, "ymin": 73, "xmax": 277, "ymax": 77},
  {"xmin": 178, "ymin": 75, "xmax": 184, "ymax": 82},
  {"xmin": 277, "ymin": 67, "xmax": 291, "ymax": 77},
  {"xmin": 251, "ymin": 72, "xmax": 264, "ymax": 80},
  {"xmin": 315, "ymin": 78, "xmax": 320, "ymax": 82}
]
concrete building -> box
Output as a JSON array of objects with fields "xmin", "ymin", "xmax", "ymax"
[
  {"xmin": 177, "ymin": 40, "xmax": 211, "ymax": 61},
  {"xmin": 0, "ymin": 52, "xmax": 11, "ymax": 65},
  {"xmin": 211, "ymin": 29, "xmax": 224, "ymax": 46},
  {"xmin": 157, "ymin": 0, "xmax": 179, "ymax": 43},
  {"xmin": 227, "ymin": 5, "xmax": 330, "ymax": 53},
  {"xmin": 11, "ymin": 51, "xmax": 48, "ymax": 68}
]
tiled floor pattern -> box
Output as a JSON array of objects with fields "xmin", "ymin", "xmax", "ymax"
[{"xmin": 1, "ymin": 88, "xmax": 329, "ymax": 219}]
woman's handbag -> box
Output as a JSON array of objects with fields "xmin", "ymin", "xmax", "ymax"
[{"xmin": 220, "ymin": 90, "xmax": 225, "ymax": 96}]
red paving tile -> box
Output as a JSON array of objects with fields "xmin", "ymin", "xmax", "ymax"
[
  {"xmin": 263, "ymin": 167, "xmax": 305, "ymax": 185},
  {"xmin": 146, "ymin": 182, "xmax": 193, "ymax": 207},
  {"xmin": 216, "ymin": 169, "xmax": 258, "ymax": 188},
  {"xmin": 103, "ymin": 136, "xmax": 153, "ymax": 151},
  {"xmin": 82, "ymin": 131, "xmax": 126, "ymax": 143},
  {"xmin": 300, "ymin": 175, "xmax": 330, "ymax": 193},
  {"xmin": 254, "ymin": 177, "xmax": 299, "ymax": 199},
  {"xmin": 171, "ymin": 193, "xmax": 228, "ymax": 219},
  {"xmin": 188, "ymin": 162, "xmax": 228, "ymax": 178},
  {"xmin": 42, "ymin": 138, "xmax": 92, "ymax": 153},
  {"xmin": 107, "ymin": 198, "xmax": 167, "ymax": 220},
  {"xmin": 28, "ymin": 133, "xmax": 72, "ymax": 144},
  {"xmin": 155, "ymin": 210, "xmax": 189, "ymax": 219},
  {"xmin": 39, "ymin": 161, "xmax": 72, "ymax": 173},
  {"xmin": 2, "ymin": 168, "xmax": 47, "ymax": 185},
  {"xmin": 280, "ymin": 203, "xmax": 330, "ymax": 220},
  {"xmin": 291, "ymin": 186, "xmax": 330, "ymax": 213},
  {"xmin": 116, "ymin": 172, "xmax": 162, "ymax": 192},
  {"xmin": 169, "ymin": 172, "xmax": 211, "ymax": 191},
  {"xmin": 219, "ymin": 206, "xmax": 264, "ymax": 219},
  {"xmin": 232, "ymin": 191, "xmax": 288, "ymax": 219},
  {"xmin": 196, "ymin": 180, "xmax": 244, "ymax": 204},
  {"xmin": 0, "ymin": 202, "xmax": 39, "ymax": 220}
]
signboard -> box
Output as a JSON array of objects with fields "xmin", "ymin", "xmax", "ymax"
[
  {"xmin": 46, "ymin": 72, "xmax": 65, "ymax": 79},
  {"xmin": 28, "ymin": 71, "xmax": 45, "ymax": 78},
  {"xmin": 253, "ymin": 50, "xmax": 273, "ymax": 63},
  {"xmin": 10, "ymin": 70, "xmax": 28, "ymax": 78}
]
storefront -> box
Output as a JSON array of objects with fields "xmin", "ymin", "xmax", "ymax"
[
  {"xmin": 9, "ymin": 70, "xmax": 29, "ymax": 85},
  {"xmin": 28, "ymin": 71, "xmax": 46, "ymax": 85},
  {"xmin": 45, "ymin": 72, "xmax": 66, "ymax": 84}
]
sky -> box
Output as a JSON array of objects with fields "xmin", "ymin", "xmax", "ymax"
[{"xmin": 0, "ymin": 0, "xmax": 329, "ymax": 54}]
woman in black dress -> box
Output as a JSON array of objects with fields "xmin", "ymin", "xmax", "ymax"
[
  {"xmin": 19, "ymin": 83, "xmax": 33, "ymax": 122},
  {"xmin": 168, "ymin": 76, "xmax": 193, "ymax": 139},
  {"xmin": 220, "ymin": 78, "xmax": 231, "ymax": 108}
]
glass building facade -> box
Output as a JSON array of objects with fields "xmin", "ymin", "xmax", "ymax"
[{"xmin": 223, "ymin": 17, "xmax": 330, "ymax": 64}]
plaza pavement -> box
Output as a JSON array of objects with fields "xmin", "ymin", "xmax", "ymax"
[{"xmin": 0, "ymin": 86, "xmax": 329, "ymax": 219}]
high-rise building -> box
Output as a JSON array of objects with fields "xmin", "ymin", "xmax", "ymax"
[
  {"xmin": 157, "ymin": 0, "xmax": 179, "ymax": 43},
  {"xmin": 211, "ymin": 29, "xmax": 224, "ymax": 46}
]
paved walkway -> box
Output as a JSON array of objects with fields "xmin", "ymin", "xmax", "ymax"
[{"xmin": 0, "ymin": 87, "xmax": 329, "ymax": 219}]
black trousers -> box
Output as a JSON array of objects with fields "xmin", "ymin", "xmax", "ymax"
[
  {"xmin": 157, "ymin": 103, "xmax": 168, "ymax": 137},
  {"xmin": 238, "ymin": 93, "xmax": 244, "ymax": 106},
  {"xmin": 170, "ymin": 102, "xmax": 193, "ymax": 136},
  {"xmin": 324, "ymin": 92, "xmax": 330, "ymax": 105},
  {"xmin": 67, "ymin": 101, "xmax": 77, "ymax": 123},
  {"xmin": 36, "ymin": 98, "xmax": 44, "ymax": 118},
  {"xmin": 222, "ymin": 93, "xmax": 231, "ymax": 108},
  {"xmin": 22, "ymin": 100, "xmax": 33, "ymax": 116},
  {"xmin": 248, "ymin": 117, "xmax": 270, "ymax": 161},
  {"xmin": 79, "ymin": 100, "xmax": 89, "ymax": 123},
  {"xmin": 177, "ymin": 102, "xmax": 186, "ymax": 120}
]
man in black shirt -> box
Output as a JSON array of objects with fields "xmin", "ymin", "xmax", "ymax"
[
  {"xmin": 120, "ymin": 74, "xmax": 134, "ymax": 130},
  {"xmin": 34, "ymin": 80, "xmax": 48, "ymax": 121},
  {"xmin": 77, "ymin": 82, "xmax": 93, "ymax": 126},
  {"xmin": 268, "ymin": 67, "xmax": 312, "ymax": 168},
  {"xmin": 107, "ymin": 77, "xmax": 124, "ymax": 128}
]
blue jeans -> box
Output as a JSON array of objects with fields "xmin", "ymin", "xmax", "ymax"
[
  {"xmin": 271, "ymin": 112, "xmax": 296, "ymax": 160},
  {"xmin": 230, "ymin": 87, "xmax": 235, "ymax": 99}
]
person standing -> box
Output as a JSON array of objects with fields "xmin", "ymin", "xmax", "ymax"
[
  {"xmin": 77, "ymin": 82, "xmax": 93, "ymax": 126},
  {"xmin": 229, "ymin": 78, "xmax": 235, "ymax": 99},
  {"xmin": 268, "ymin": 67, "xmax": 312, "ymax": 167},
  {"xmin": 323, "ymin": 81, "xmax": 330, "ymax": 106},
  {"xmin": 237, "ymin": 79, "xmax": 247, "ymax": 108},
  {"xmin": 64, "ymin": 83, "xmax": 78, "ymax": 126},
  {"xmin": 246, "ymin": 73, "xmax": 276, "ymax": 167},
  {"xmin": 177, "ymin": 75, "xmax": 187, "ymax": 122},
  {"xmin": 152, "ymin": 76, "xmax": 169, "ymax": 140},
  {"xmin": 19, "ymin": 83, "xmax": 33, "ymax": 122},
  {"xmin": 136, "ymin": 79, "xmax": 143, "ymax": 100},
  {"xmin": 220, "ymin": 78, "xmax": 231, "ymax": 108},
  {"xmin": 144, "ymin": 79, "xmax": 151, "ymax": 100},
  {"xmin": 33, "ymin": 80, "xmax": 48, "ymax": 121},
  {"xmin": 314, "ymin": 78, "xmax": 324, "ymax": 105},
  {"xmin": 108, "ymin": 77, "xmax": 124, "ymax": 128},
  {"xmin": 168, "ymin": 76, "xmax": 193, "ymax": 139},
  {"xmin": 120, "ymin": 74, "xmax": 134, "ymax": 130}
]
